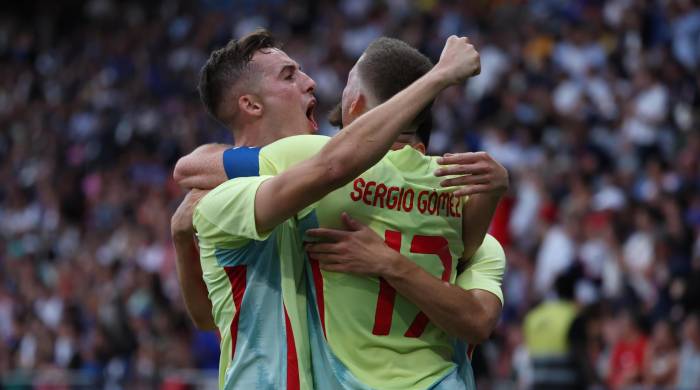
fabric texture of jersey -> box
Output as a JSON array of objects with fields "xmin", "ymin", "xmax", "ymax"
[
  {"xmin": 456, "ymin": 234, "xmax": 505, "ymax": 305},
  {"xmin": 193, "ymin": 175, "xmax": 312, "ymax": 390},
  {"xmin": 251, "ymin": 134, "xmax": 502, "ymax": 389}
]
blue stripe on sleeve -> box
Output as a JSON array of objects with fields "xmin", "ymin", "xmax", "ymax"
[{"xmin": 223, "ymin": 147, "xmax": 261, "ymax": 179}]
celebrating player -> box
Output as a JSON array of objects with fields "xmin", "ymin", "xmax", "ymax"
[{"xmin": 172, "ymin": 31, "xmax": 485, "ymax": 389}]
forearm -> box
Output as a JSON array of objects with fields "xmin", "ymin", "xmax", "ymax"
[
  {"xmin": 173, "ymin": 236, "xmax": 216, "ymax": 330},
  {"xmin": 256, "ymin": 73, "xmax": 449, "ymax": 231},
  {"xmin": 382, "ymin": 252, "xmax": 498, "ymax": 344},
  {"xmin": 461, "ymin": 193, "xmax": 501, "ymax": 260},
  {"xmin": 314, "ymin": 71, "xmax": 448, "ymax": 188},
  {"xmin": 173, "ymin": 144, "xmax": 230, "ymax": 189}
]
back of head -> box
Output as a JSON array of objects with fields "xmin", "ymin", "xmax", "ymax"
[
  {"xmin": 198, "ymin": 29, "xmax": 277, "ymax": 126},
  {"xmin": 554, "ymin": 273, "xmax": 576, "ymax": 301},
  {"xmin": 357, "ymin": 37, "xmax": 434, "ymax": 147}
]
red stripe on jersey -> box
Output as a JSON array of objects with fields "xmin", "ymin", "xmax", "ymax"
[
  {"xmin": 309, "ymin": 257, "xmax": 327, "ymax": 338},
  {"xmin": 191, "ymin": 239, "xmax": 222, "ymax": 343},
  {"xmin": 284, "ymin": 306, "xmax": 300, "ymax": 390},
  {"xmin": 404, "ymin": 312, "xmax": 429, "ymax": 337},
  {"xmin": 467, "ymin": 344, "xmax": 476, "ymax": 360},
  {"xmin": 224, "ymin": 265, "xmax": 247, "ymax": 359},
  {"xmin": 372, "ymin": 278, "xmax": 396, "ymax": 336},
  {"xmin": 373, "ymin": 230, "xmax": 402, "ymax": 336},
  {"xmin": 410, "ymin": 235, "xmax": 452, "ymax": 280}
]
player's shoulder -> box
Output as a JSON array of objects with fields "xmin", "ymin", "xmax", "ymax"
[
  {"xmin": 194, "ymin": 175, "xmax": 276, "ymax": 245},
  {"xmin": 261, "ymin": 134, "xmax": 330, "ymax": 154},
  {"xmin": 480, "ymin": 234, "xmax": 505, "ymax": 254},
  {"xmin": 208, "ymin": 174, "xmax": 269, "ymax": 195},
  {"xmin": 196, "ymin": 176, "xmax": 270, "ymax": 216},
  {"xmin": 383, "ymin": 145, "xmax": 438, "ymax": 171},
  {"xmin": 471, "ymin": 234, "xmax": 506, "ymax": 264},
  {"xmin": 259, "ymin": 135, "xmax": 331, "ymax": 174}
]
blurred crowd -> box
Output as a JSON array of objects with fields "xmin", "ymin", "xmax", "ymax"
[{"xmin": 0, "ymin": 0, "xmax": 699, "ymax": 388}]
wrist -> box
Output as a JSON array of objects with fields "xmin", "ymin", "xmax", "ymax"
[
  {"xmin": 426, "ymin": 67, "xmax": 453, "ymax": 90},
  {"xmin": 474, "ymin": 189, "xmax": 505, "ymax": 201}
]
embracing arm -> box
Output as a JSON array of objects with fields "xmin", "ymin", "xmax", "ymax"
[
  {"xmin": 435, "ymin": 151, "xmax": 508, "ymax": 259},
  {"xmin": 460, "ymin": 193, "xmax": 503, "ymax": 260},
  {"xmin": 380, "ymin": 251, "xmax": 502, "ymax": 343},
  {"xmin": 171, "ymin": 190, "xmax": 216, "ymax": 330},
  {"xmin": 254, "ymin": 36, "xmax": 480, "ymax": 233},
  {"xmin": 306, "ymin": 214, "xmax": 504, "ymax": 344},
  {"xmin": 173, "ymin": 144, "xmax": 231, "ymax": 190}
]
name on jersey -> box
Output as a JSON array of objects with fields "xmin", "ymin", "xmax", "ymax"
[{"xmin": 349, "ymin": 178, "xmax": 462, "ymax": 218}]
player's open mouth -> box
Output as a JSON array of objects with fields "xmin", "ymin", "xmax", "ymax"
[{"xmin": 306, "ymin": 99, "xmax": 318, "ymax": 131}]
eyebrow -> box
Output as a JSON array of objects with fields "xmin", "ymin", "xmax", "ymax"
[{"xmin": 279, "ymin": 63, "xmax": 300, "ymax": 77}]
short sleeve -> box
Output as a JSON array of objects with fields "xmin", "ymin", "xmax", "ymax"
[
  {"xmin": 259, "ymin": 135, "xmax": 331, "ymax": 219},
  {"xmin": 193, "ymin": 176, "xmax": 273, "ymax": 248},
  {"xmin": 258, "ymin": 135, "xmax": 330, "ymax": 175},
  {"xmin": 455, "ymin": 234, "xmax": 506, "ymax": 305},
  {"xmin": 217, "ymin": 135, "xmax": 331, "ymax": 225}
]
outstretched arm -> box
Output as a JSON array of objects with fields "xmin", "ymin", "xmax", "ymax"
[
  {"xmin": 306, "ymin": 214, "xmax": 504, "ymax": 344},
  {"xmin": 254, "ymin": 36, "xmax": 481, "ymax": 233},
  {"xmin": 435, "ymin": 151, "xmax": 508, "ymax": 259}
]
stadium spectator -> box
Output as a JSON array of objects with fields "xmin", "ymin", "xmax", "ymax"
[
  {"xmin": 608, "ymin": 310, "xmax": 648, "ymax": 389},
  {"xmin": 568, "ymin": 303, "xmax": 607, "ymax": 389},
  {"xmin": 643, "ymin": 319, "xmax": 679, "ymax": 387},
  {"xmin": 522, "ymin": 274, "xmax": 579, "ymax": 389},
  {"xmin": 0, "ymin": 0, "xmax": 698, "ymax": 387},
  {"xmin": 677, "ymin": 313, "xmax": 700, "ymax": 389}
]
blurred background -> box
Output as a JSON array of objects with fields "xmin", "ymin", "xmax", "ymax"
[{"xmin": 1, "ymin": 0, "xmax": 699, "ymax": 389}]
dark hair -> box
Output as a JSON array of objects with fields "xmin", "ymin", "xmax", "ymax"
[
  {"xmin": 198, "ymin": 29, "xmax": 277, "ymax": 124},
  {"xmin": 554, "ymin": 272, "xmax": 576, "ymax": 301},
  {"xmin": 357, "ymin": 37, "xmax": 434, "ymax": 147}
]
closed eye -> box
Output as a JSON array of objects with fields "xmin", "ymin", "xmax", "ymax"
[{"xmin": 280, "ymin": 64, "xmax": 298, "ymax": 81}]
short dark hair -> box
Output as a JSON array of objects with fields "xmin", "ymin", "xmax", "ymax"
[
  {"xmin": 554, "ymin": 272, "xmax": 576, "ymax": 301},
  {"xmin": 357, "ymin": 37, "xmax": 434, "ymax": 147},
  {"xmin": 198, "ymin": 29, "xmax": 277, "ymax": 124}
]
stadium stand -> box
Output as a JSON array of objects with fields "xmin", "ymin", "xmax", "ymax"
[{"xmin": 1, "ymin": 0, "xmax": 699, "ymax": 388}]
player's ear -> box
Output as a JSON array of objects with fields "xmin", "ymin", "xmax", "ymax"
[
  {"xmin": 239, "ymin": 94, "xmax": 263, "ymax": 118},
  {"xmin": 349, "ymin": 93, "xmax": 366, "ymax": 117},
  {"xmin": 412, "ymin": 141, "xmax": 426, "ymax": 154}
]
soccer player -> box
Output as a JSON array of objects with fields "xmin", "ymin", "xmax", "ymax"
[
  {"xmin": 175, "ymin": 36, "xmax": 505, "ymax": 389},
  {"xmin": 172, "ymin": 32, "xmax": 482, "ymax": 389}
]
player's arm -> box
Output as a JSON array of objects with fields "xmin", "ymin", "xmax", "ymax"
[
  {"xmin": 171, "ymin": 189, "xmax": 216, "ymax": 330},
  {"xmin": 306, "ymin": 214, "xmax": 504, "ymax": 344},
  {"xmin": 254, "ymin": 36, "xmax": 481, "ymax": 233},
  {"xmin": 174, "ymin": 144, "xmax": 231, "ymax": 190},
  {"xmin": 434, "ymin": 151, "xmax": 508, "ymax": 259},
  {"xmin": 452, "ymin": 234, "xmax": 505, "ymax": 339}
]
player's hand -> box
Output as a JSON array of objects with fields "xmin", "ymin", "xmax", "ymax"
[
  {"xmin": 305, "ymin": 213, "xmax": 400, "ymax": 277},
  {"xmin": 434, "ymin": 151, "xmax": 508, "ymax": 197},
  {"xmin": 432, "ymin": 35, "xmax": 480, "ymax": 86},
  {"xmin": 171, "ymin": 189, "xmax": 209, "ymax": 240}
]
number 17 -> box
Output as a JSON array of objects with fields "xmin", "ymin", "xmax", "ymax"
[{"xmin": 372, "ymin": 230, "xmax": 453, "ymax": 338}]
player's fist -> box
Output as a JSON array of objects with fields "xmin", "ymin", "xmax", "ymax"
[{"xmin": 434, "ymin": 36, "xmax": 480, "ymax": 86}]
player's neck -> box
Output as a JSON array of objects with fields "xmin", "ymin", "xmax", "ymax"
[{"xmin": 232, "ymin": 123, "xmax": 287, "ymax": 148}]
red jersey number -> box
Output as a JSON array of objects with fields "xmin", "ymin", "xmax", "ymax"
[{"xmin": 372, "ymin": 230, "xmax": 453, "ymax": 337}]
